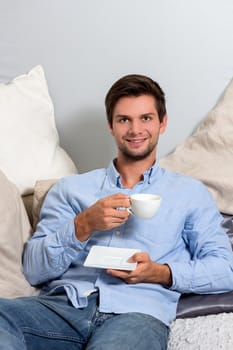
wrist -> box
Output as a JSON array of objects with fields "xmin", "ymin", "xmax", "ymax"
[
  {"xmin": 162, "ymin": 264, "xmax": 172, "ymax": 287},
  {"xmin": 150, "ymin": 262, "xmax": 172, "ymax": 287},
  {"xmin": 74, "ymin": 211, "xmax": 93, "ymax": 242}
]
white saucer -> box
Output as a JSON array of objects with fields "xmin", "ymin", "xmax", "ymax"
[{"xmin": 84, "ymin": 246, "xmax": 140, "ymax": 270}]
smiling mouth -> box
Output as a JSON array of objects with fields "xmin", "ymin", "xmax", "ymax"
[{"xmin": 126, "ymin": 138, "xmax": 147, "ymax": 146}]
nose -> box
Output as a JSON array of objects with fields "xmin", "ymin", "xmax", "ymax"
[{"xmin": 128, "ymin": 119, "xmax": 142, "ymax": 134}]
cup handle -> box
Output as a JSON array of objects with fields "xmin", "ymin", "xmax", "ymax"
[{"xmin": 127, "ymin": 208, "xmax": 134, "ymax": 215}]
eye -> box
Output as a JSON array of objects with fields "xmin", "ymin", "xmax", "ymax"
[
  {"xmin": 118, "ymin": 116, "xmax": 129, "ymax": 123},
  {"xmin": 142, "ymin": 115, "xmax": 152, "ymax": 122}
]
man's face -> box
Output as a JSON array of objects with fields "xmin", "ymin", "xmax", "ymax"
[{"xmin": 109, "ymin": 95, "xmax": 167, "ymax": 161}]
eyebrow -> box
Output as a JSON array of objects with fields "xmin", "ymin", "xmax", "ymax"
[{"xmin": 115, "ymin": 112, "xmax": 156, "ymax": 119}]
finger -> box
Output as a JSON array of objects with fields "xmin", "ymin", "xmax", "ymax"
[
  {"xmin": 124, "ymin": 276, "xmax": 139, "ymax": 284},
  {"xmin": 114, "ymin": 210, "xmax": 130, "ymax": 220},
  {"xmin": 111, "ymin": 196, "xmax": 131, "ymax": 209},
  {"xmin": 111, "ymin": 219, "xmax": 128, "ymax": 227},
  {"xmin": 128, "ymin": 252, "xmax": 149, "ymax": 263},
  {"xmin": 110, "ymin": 211, "xmax": 129, "ymax": 221},
  {"xmin": 107, "ymin": 269, "xmax": 133, "ymax": 279}
]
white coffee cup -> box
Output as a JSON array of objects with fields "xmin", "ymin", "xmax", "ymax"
[{"xmin": 128, "ymin": 193, "xmax": 161, "ymax": 219}]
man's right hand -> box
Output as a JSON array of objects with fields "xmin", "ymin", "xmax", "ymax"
[{"xmin": 74, "ymin": 193, "xmax": 130, "ymax": 242}]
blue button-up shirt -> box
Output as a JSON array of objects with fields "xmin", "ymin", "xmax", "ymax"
[{"xmin": 23, "ymin": 161, "xmax": 233, "ymax": 325}]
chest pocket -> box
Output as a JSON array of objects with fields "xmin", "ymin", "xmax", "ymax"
[{"xmin": 125, "ymin": 213, "xmax": 186, "ymax": 260}]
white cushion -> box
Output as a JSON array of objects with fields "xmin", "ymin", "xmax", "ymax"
[
  {"xmin": 0, "ymin": 65, "xmax": 77, "ymax": 195},
  {"xmin": 159, "ymin": 78, "xmax": 233, "ymax": 214}
]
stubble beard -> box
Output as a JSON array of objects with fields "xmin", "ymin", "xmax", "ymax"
[{"xmin": 119, "ymin": 142, "xmax": 156, "ymax": 161}]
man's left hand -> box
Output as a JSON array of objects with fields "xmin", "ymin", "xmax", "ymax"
[{"xmin": 107, "ymin": 252, "xmax": 172, "ymax": 287}]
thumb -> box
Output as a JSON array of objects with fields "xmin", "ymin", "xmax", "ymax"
[{"xmin": 128, "ymin": 252, "xmax": 146, "ymax": 263}]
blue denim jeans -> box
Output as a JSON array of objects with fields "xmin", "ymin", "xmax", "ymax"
[{"xmin": 0, "ymin": 292, "xmax": 169, "ymax": 349}]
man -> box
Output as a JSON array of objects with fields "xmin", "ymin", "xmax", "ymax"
[{"xmin": 0, "ymin": 74, "xmax": 233, "ymax": 350}]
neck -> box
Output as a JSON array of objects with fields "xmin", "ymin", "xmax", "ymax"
[{"xmin": 115, "ymin": 154, "xmax": 156, "ymax": 188}]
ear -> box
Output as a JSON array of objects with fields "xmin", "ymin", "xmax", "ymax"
[
  {"xmin": 108, "ymin": 122, "xmax": 114, "ymax": 136},
  {"xmin": 159, "ymin": 114, "xmax": 168, "ymax": 134}
]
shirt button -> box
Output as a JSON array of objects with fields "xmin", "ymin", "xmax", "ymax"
[{"xmin": 115, "ymin": 230, "xmax": 121, "ymax": 235}]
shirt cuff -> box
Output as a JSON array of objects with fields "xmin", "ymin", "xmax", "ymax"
[{"xmin": 59, "ymin": 219, "xmax": 89, "ymax": 251}]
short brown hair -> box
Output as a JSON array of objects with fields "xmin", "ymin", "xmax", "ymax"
[{"xmin": 105, "ymin": 74, "xmax": 166, "ymax": 127}]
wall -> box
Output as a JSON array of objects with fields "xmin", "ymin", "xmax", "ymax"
[{"xmin": 0, "ymin": 0, "xmax": 233, "ymax": 172}]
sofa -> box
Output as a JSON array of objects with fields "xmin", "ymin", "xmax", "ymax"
[
  {"xmin": 1, "ymin": 66, "xmax": 233, "ymax": 349},
  {"xmin": 1, "ymin": 171, "xmax": 233, "ymax": 349}
]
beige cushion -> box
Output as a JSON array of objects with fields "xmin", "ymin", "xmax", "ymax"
[
  {"xmin": 159, "ymin": 78, "xmax": 233, "ymax": 215},
  {"xmin": 22, "ymin": 194, "xmax": 34, "ymax": 225},
  {"xmin": 0, "ymin": 65, "xmax": 77, "ymax": 196},
  {"xmin": 32, "ymin": 179, "xmax": 58, "ymax": 230},
  {"xmin": 0, "ymin": 170, "xmax": 36, "ymax": 298}
]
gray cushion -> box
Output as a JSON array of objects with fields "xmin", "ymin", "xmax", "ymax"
[{"xmin": 177, "ymin": 291, "xmax": 233, "ymax": 318}]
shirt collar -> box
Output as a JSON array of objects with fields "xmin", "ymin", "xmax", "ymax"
[{"xmin": 106, "ymin": 159, "xmax": 160, "ymax": 188}]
